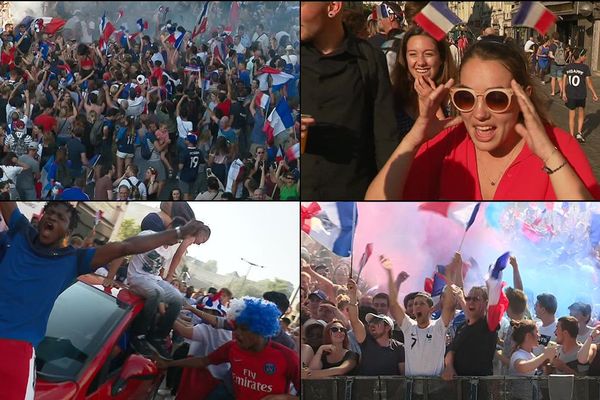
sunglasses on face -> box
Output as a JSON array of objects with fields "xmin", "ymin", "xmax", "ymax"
[
  {"xmin": 330, "ymin": 327, "xmax": 347, "ymax": 334},
  {"xmin": 450, "ymin": 87, "xmax": 514, "ymax": 113}
]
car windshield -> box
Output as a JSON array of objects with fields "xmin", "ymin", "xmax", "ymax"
[{"xmin": 36, "ymin": 281, "xmax": 130, "ymax": 381}]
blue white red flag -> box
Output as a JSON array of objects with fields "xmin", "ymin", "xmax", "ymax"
[
  {"xmin": 263, "ymin": 97, "xmax": 294, "ymax": 144},
  {"xmin": 413, "ymin": 1, "xmax": 463, "ymax": 41},
  {"xmin": 512, "ymin": 1, "xmax": 556, "ymax": 36},
  {"xmin": 168, "ymin": 30, "xmax": 185, "ymax": 50},
  {"xmin": 137, "ymin": 18, "xmax": 148, "ymax": 32},
  {"xmin": 419, "ymin": 202, "xmax": 481, "ymax": 231},
  {"xmin": 285, "ymin": 143, "xmax": 300, "ymax": 162},
  {"xmin": 301, "ymin": 202, "xmax": 358, "ymax": 258},
  {"xmin": 192, "ymin": 1, "xmax": 210, "ymax": 39},
  {"xmin": 486, "ymin": 252, "xmax": 510, "ymax": 331}
]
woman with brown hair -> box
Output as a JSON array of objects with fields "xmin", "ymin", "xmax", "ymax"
[
  {"xmin": 391, "ymin": 25, "xmax": 458, "ymax": 139},
  {"xmin": 367, "ymin": 37, "xmax": 600, "ymax": 200},
  {"xmin": 303, "ymin": 319, "xmax": 358, "ymax": 379}
]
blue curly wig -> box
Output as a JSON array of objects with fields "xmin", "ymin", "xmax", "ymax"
[{"xmin": 227, "ymin": 297, "xmax": 281, "ymax": 337}]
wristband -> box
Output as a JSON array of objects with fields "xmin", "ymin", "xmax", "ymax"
[{"xmin": 175, "ymin": 226, "xmax": 182, "ymax": 240}]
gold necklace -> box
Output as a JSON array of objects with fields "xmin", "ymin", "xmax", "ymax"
[{"xmin": 477, "ymin": 141, "xmax": 522, "ymax": 186}]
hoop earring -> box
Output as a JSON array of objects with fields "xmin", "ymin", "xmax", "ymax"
[{"xmin": 328, "ymin": 12, "xmax": 334, "ymax": 17}]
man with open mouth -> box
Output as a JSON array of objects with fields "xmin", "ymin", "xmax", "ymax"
[{"xmin": 0, "ymin": 201, "xmax": 209, "ymax": 400}]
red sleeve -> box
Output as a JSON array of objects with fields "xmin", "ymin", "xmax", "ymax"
[
  {"xmin": 403, "ymin": 123, "xmax": 466, "ymax": 199},
  {"xmin": 552, "ymin": 127, "xmax": 600, "ymax": 199},
  {"xmin": 207, "ymin": 340, "xmax": 233, "ymax": 365},
  {"xmin": 284, "ymin": 345, "xmax": 300, "ymax": 391}
]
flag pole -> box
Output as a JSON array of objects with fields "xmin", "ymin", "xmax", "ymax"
[
  {"xmin": 349, "ymin": 202, "xmax": 357, "ymax": 280},
  {"xmin": 457, "ymin": 230, "xmax": 467, "ymax": 253}
]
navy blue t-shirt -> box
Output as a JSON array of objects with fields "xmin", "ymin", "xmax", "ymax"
[
  {"xmin": 0, "ymin": 208, "xmax": 96, "ymax": 346},
  {"xmin": 564, "ymin": 62, "xmax": 591, "ymax": 100},
  {"xmin": 179, "ymin": 147, "xmax": 204, "ymax": 183}
]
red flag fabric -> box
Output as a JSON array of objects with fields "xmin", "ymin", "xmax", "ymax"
[{"xmin": 228, "ymin": 1, "xmax": 240, "ymax": 31}]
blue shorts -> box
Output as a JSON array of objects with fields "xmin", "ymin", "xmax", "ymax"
[{"xmin": 550, "ymin": 63, "xmax": 564, "ymax": 78}]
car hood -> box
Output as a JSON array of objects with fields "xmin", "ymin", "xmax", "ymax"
[{"xmin": 35, "ymin": 380, "xmax": 79, "ymax": 400}]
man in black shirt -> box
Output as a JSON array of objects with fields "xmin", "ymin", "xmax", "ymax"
[
  {"xmin": 347, "ymin": 278, "xmax": 405, "ymax": 376},
  {"xmin": 443, "ymin": 286, "xmax": 499, "ymax": 378},
  {"xmin": 301, "ymin": 2, "xmax": 399, "ymax": 200}
]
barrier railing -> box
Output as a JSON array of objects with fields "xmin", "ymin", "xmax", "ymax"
[{"xmin": 301, "ymin": 375, "xmax": 600, "ymax": 399}]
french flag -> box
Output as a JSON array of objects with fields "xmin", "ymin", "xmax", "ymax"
[
  {"xmin": 57, "ymin": 64, "xmax": 74, "ymax": 85},
  {"xmin": 99, "ymin": 21, "xmax": 116, "ymax": 51},
  {"xmin": 99, "ymin": 12, "xmax": 107, "ymax": 33},
  {"xmin": 263, "ymin": 97, "xmax": 294, "ymax": 144},
  {"xmin": 256, "ymin": 66, "xmax": 294, "ymax": 90},
  {"xmin": 301, "ymin": 202, "xmax": 358, "ymax": 257},
  {"xmin": 413, "ymin": 1, "xmax": 463, "ymax": 41},
  {"xmin": 419, "ymin": 202, "xmax": 481, "ymax": 232},
  {"xmin": 512, "ymin": 1, "xmax": 556, "ymax": 36},
  {"xmin": 376, "ymin": 3, "xmax": 391, "ymax": 20},
  {"xmin": 275, "ymin": 145, "xmax": 284, "ymax": 163},
  {"xmin": 168, "ymin": 31, "xmax": 185, "ymax": 50},
  {"xmin": 193, "ymin": 1, "xmax": 210, "ymax": 39},
  {"xmin": 137, "ymin": 18, "xmax": 148, "ymax": 32},
  {"xmin": 255, "ymin": 91, "xmax": 269, "ymax": 110},
  {"xmin": 34, "ymin": 17, "xmax": 67, "ymax": 35},
  {"xmin": 285, "ymin": 142, "xmax": 300, "ymax": 162},
  {"xmin": 486, "ymin": 252, "xmax": 510, "ymax": 332},
  {"xmin": 356, "ymin": 242, "xmax": 374, "ymax": 281}
]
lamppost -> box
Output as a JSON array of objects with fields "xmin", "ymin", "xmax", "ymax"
[{"xmin": 238, "ymin": 257, "xmax": 267, "ymax": 292}]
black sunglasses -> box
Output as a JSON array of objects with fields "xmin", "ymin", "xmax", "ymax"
[{"xmin": 330, "ymin": 327, "xmax": 347, "ymax": 334}]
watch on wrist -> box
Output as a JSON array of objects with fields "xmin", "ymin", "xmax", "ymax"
[
  {"xmin": 175, "ymin": 226, "xmax": 182, "ymax": 240},
  {"xmin": 542, "ymin": 160, "xmax": 567, "ymax": 175}
]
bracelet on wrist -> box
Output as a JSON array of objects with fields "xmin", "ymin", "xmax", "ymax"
[{"xmin": 175, "ymin": 226, "xmax": 182, "ymax": 240}]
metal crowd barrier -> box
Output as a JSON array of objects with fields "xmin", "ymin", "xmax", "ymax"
[{"xmin": 301, "ymin": 375, "xmax": 600, "ymax": 400}]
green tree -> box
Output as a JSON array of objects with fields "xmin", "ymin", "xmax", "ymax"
[
  {"xmin": 265, "ymin": 278, "xmax": 293, "ymax": 297},
  {"xmin": 117, "ymin": 218, "xmax": 141, "ymax": 241}
]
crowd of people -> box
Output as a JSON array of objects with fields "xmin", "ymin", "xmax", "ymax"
[
  {"xmin": 300, "ymin": 237, "xmax": 600, "ymax": 399},
  {"xmin": 0, "ymin": 2, "xmax": 300, "ymax": 200},
  {"xmin": 0, "ymin": 201, "xmax": 300, "ymax": 399},
  {"xmin": 300, "ymin": 2, "xmax": 600, "ymax": 200}
]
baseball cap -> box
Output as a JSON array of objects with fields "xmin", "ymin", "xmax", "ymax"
[
  {"xmin": 285, "ymin": 44, "xmax": 293, "ymax": 51},
  {"xmin": 302, "ymin": 318, "xmax": 326, "ymax": 331},
  {"xmin": 186, "ymin": 134, "xmax": 198, "ymax": 144},
  {"xmin": 308, "ymin": 290, "xmax": 327, "ymax": 301},
  {"xmin": 365, "ymin": 313, "xmax": 394, "ymax": 328}
]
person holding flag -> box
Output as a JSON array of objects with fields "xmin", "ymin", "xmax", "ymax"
[{"xmin": 442, "ymin": 252, "xmax": 511, "ymax": 388}]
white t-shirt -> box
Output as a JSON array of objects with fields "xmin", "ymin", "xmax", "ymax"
[
  {"xmin": 400, "ymin": 316, "xmax": 448, "ymax": 376},
  {"xmin": 524, "ymin": 39, "xmax": 535, "ymax": 53},
  {"xmin": 533, "ymin": 319, "xmax": 557, "ymax": 355},
  {"xmin": 119, "ymin": 176, "xmax": 148, "ymax": 200},
  {"xmin": 127, "ymin": 230, "xmax": 178, "ymax": 282},
  {"xmin": 176, "ymin": 116, "xmax": 193, "ymax": 140},
  {"xmin": 281, "ymin": 54, "xmax": 298, "ymax": 66},
  {"xmin": 118, "ymin": 96, "xmax": 146, "ymax": 117},
  {"xmin": 509, "ymin": 349, "xmax": 535, "ymax": 376},
  {"xmin": 0, "ymin": 165, "xmax": 23, "ymax": 189},
  {"xmin": 225, "ymin": 158, "xmax": 244, "ymax": 198},
  {"xmin": 189, "ymin": 323, "xmax": 232, "ymax": 380}
]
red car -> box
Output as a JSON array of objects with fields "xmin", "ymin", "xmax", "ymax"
[{"xmin": 34, "ymin": 275, "xmax": 165, "ymax": 400}]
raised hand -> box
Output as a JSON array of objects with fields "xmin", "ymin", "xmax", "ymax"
[
  {"xmin": 397, "ymin": 271, "xmax": 409, "ymax": 284},
  {"xmin": 407, "ymin": 77, "xmax": 462, "ymax": 148},
  {"xmin": 511, "ymin": 79, "xmax": 556, "ymax": 163},
  {"xmin": 509, "ymin": 255, "xmax": 518, "ymax": 269},
  {"xmin": 379, "ymin": 255, "xmax": 393, "ymax": 271}
]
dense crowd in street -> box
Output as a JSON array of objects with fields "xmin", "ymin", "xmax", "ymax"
[{"xmin": 0, "ymin": 1, "xmax": 299, "ymax": 200}]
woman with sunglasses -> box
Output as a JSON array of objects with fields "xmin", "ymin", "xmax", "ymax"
[
  {"xmin": 303, "ymin": 319, "xmax": 358, "ymax": 379},
  {"xmin": 366, "ymin": 39, "xmax": 600, "ymax": 200}
]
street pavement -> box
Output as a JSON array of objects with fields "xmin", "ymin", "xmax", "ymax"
[{"xmin": 539, "ymin": 73, "xmax": 600, "ymax": 182}]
